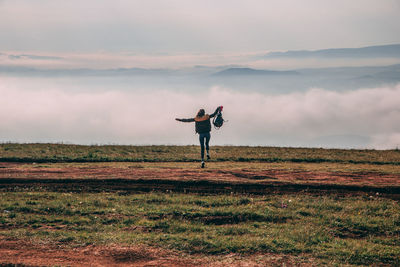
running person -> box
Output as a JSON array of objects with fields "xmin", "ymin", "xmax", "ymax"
[{"xmin": 176, "ymin": 106, "xmax": 222, "ymax": 168}]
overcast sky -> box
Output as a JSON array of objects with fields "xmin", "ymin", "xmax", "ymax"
[{"xmin": 1, "ymin": 0, "xmax": 400, "ymax": 54}]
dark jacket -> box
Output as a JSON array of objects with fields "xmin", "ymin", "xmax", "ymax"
[{"xmin": 179, "ymin": 108, "xmax": 219, "ymax": 134}]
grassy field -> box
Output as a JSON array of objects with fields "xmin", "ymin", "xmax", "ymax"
[
  {"xmin": 1, "ymin": 143, "xmax": 400, "ymax": 165},
  {"xmin": 1, "ymin": 144, "xmax": 400, "ymax": 266},
  {"xmin": 1, "ymin": 191, "xmax": 399, "ymax": 265}
]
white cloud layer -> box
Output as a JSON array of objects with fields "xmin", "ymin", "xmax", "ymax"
[{"xmin": 0, "ymin": 80, "xmax": 399, "ymax": 149}]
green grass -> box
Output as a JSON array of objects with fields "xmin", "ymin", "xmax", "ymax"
[
  {"xmin": 1, "ymin": 143, "xmax": 400, "ymax": 165},
  {"xmin": 1, "ymin": 191, "xmax": 399, "ymax": 265}
]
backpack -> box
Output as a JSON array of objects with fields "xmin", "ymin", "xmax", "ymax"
[{"xmin": 213, "ymin": 108, "xmax": 225, "ymax": 129}]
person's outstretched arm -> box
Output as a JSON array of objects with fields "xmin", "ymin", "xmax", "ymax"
[
  {"xmin": 209, "ymin": 106, "xmax": 222, "ymax": 118},
  {"xmin": 175, "ymin": 118, "xmax": 195, "ymax": 122}
]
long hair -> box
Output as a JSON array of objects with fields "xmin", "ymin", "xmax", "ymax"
[{"xmin": 196, "ymin": 109, "xmax": 205, "ymax": 117}]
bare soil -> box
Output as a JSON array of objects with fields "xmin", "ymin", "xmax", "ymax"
[
  {"xmin": 0, "ymin": 236, "xmax": 200, "ymax": 267},
  {"xmin": 0, "ymin": 237, "xmax": 317, "ymax": 267}
]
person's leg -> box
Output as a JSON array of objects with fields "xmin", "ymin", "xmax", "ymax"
[
  {"xmin": 199, "ymin": 133, "xmax": 205, "ymax": 163},
  {"xmin": 205, "ymin": 132, "xmax": 211, "ymax": 159},
  {"xmin": 199, "ymin": 133, "xmax": 206, "ymax": 168}
]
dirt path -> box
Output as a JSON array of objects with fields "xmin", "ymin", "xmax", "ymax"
[
  {"xmin": 0, "ymin": 237, "xmax": 201, "ymax": 266},
  {"xmin": 0, "ymin": 237, "xmax": 317, "ymax": 267},
  {"xmin": 0, "ymin": 162, "xmax": 399, "ymax": 198}
]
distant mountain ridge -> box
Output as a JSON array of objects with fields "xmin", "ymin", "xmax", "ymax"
[
  {"xmin": 264, "ymin": 44, "xmax": 400, "ymax": 59},
  {"xmin": 214, "ymin": 67, "xmax": 299, "ymax": 76}
]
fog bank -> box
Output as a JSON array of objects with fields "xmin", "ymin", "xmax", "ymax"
[{"xmin": 0, "ymin": 81, "xmax": 399, "ymax": 149}]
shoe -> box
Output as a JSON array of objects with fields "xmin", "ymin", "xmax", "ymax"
[
  {"xmin": 201, "ymin": 161, "xmax": 205, "ymax": 168},
  {"xmin": 207, "ymin": 154, "xmax": 210, "ymax": 160}
]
